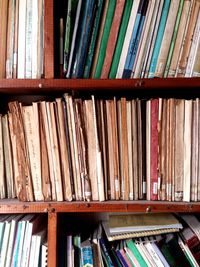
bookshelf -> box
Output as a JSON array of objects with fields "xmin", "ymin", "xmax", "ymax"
[{"xmin": 0, "ymin": 0, "xmax": 200, "ymax": 266}]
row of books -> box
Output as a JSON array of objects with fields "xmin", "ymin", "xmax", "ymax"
[
  {"xmin": 61, "ymin": 213, "xmax": 200, "ymax": 267},
  {"xmin": 1, "ymin": 95, "xmax": 200, "ymax": 202},
  {"xmin": 61, "ymin": 0, "xmax": 200, "ymax": 79},
  {"xmin": 0, "ymin": 214, "xmax": 47, "ymax": 267},
  {"xmin": 0, "ymin": 0, "xmax": 44, "ymax": 79}
]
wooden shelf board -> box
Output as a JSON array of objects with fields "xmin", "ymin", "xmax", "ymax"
[
  {"xmin": 0, "ymin": 200, "xmax": 199, "ymax": 213},
  {"xmin": 0, "ymin": 78, "xmax": 199, "ymax": 94}
]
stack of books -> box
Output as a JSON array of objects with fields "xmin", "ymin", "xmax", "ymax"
[
  {"xmin": 0, "ymin": 214, "xmax": 47, "ymax": 267},
  {"xmin": 0, "ymin": 0, "xmax": 44, "ymax": 79},
  {"xmin": 59, "ymin": 213, "xmax": 200, "ymax": 267},
  {"xmin": 61, "ymin": 0, "xmax": 200, "ymax": 78},
  {"xmin": 1, "ymin": 94, "xmax": 200, "ymax": 202}
]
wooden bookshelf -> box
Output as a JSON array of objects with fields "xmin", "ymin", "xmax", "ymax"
[{"xmin": 1, "ymin": 0, "xmax": 200, "ymax": 266}]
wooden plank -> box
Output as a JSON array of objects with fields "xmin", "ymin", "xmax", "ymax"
[
  {"xmin": 44, "ymin": 0, "xmax": 54, "ymax": 78},
  {"xmin": 0, "ymin": 78, "xmax": 199, "ymax": 94},
  {"xmin": 0, "ymin": 199, "xmax": 199, "ymax": 213},
  {"xmin": 48, "ymin": 211, "xmax": 57, "ymax": 267}
]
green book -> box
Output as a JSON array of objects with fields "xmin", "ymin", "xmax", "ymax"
[
  {"xmin": 93, "ymin": 0, "xmax": 116, "ymax": 78},
  {"xmin": 126, "ymin": 239, "xmax": 148, "ymax": 267},
  {"xmin": 63, "ymin": 0, "xmax": 78, "ymax": 74},
  {"xmin": 83, "ymin": 0, "xmax": 104, "ymax": 78},
  {"xmin": 163, "ymin": 0, "xmax": 184, "ymax": 78},
  {"xmin": 109, "ymin": 0, "xmax": 133, "ymax": 79}
]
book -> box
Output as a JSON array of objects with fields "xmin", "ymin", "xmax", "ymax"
[
  {"xmin": 100, "ymin": 0, "xmax": 126, "ymax": 78},
  {"xmin": 177, "ymin": 0, "xmax": 200, "ymax": 77},
  {"xmin": 8, "ymin": 101, "xmax": 34, "ymax": 201},
  {"xmin": 83, "ymin": 0, "xmax": 104, "ymax": 78},
  {"xmin": 126, "ymin": 239, "xmax": 148, "ymax": 267},
  {"xmin": 0, "ymin": 115, "xmax": 5, "ymax": 199},
  {"xmin": 94, "ymin": 0, "xmax": 116, "ymax": 78},
  {"xmin": 22, "ymin": 104, "xmax": 44, "ymax": 201},
  {"xmin": 148, "ymin": 0, "xmax": 171, "ymax": 78},
  {"xmin": 102, "ymin": 213, "xmax": 183, "ymax": 241},
  {"xmin": 192, "ymin": 40, "xmax": 200, "ymax": 77},
  {"xmin": 123, "ymin": 0, "xmax": 149, "ymax": 78},
  {"xmin": 163, "ymin": 0, "xmax": 185, "ymax": 77},
  {"xmin": 80, "ymin": 239, "xmax": 94, "ymax": 266},
  {"xmin": 109, "ymin": 0, "xmax": 133, "ymax": 78},
  {"xmin": 41, "ymin": 241, "xmax": 48, "ymax": 267},
  {"xmin": 2, "ymin": 114, "xmax": 15, "ymax": 199},
  {"xmin": 168, "ymin": 0, "xmax": 192, "ymax": 77},
  {"xmin": 71, "ymin": 0, "xmax": 96, "ymax": 78},
  {"xmin": 116, "ymin": 0, "xmax": 140, "ymax": 78},
  {"xmin": 154, "ymin": 0, "xmax": 181, "ymax": 77},
  {"xmin": 0, "ymin": 0, "xmax": 8, "ymax": 78}
]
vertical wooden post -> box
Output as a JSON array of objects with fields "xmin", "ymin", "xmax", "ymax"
[
  {"xmin": 44, "ymin": 0, "xmax": 54, "ymax": 78},
  {"xmin": 48, "ymin": 211, "xmax": 57, "ymax": 267}
]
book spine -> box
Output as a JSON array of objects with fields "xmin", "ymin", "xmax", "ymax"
[
  {"xmin": 148, "ymin": 0, "xmax": 171, "ymax": 78},
  {"xmin": 122, "ymin": 0, "xmax": 148, "ymax": 78},
  {"xmin": 83, "ymin": 0, "xmax": 104, "ymax": 78},
  {"xmin": 164, "ymin": 0, "xmax": 184, "ymax": 78}
]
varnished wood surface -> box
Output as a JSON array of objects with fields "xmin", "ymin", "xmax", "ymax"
[
  {"xmin": 0, "ymin": 78, "xmax": 199, "ymax": 94},
  {"xmin": 0, "ymin": 199, "xmax": 200, "ymax": 213}
]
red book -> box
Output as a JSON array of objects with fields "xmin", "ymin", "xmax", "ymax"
[{"xmin": 150, "ymin": 99, "xmax": 159, "ymax": 200}]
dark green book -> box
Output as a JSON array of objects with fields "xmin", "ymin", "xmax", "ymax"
[
  {"xmin": 93, "ymin": 0, "xmax": 116, "ymax": 78},
  {"xmin": 83, "ymin": 0, "xmax": 104, "ymax": 78},
  {"xmin": 109, "ymin": 0, "xmax": 133, "ymax": 79}
]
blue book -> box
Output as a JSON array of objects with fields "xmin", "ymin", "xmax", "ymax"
[
  {"xmin": 115, "ymin": 244, "xmax": 129, "ymax": 267},
  {"xmin": 148, "ymin": 0, "xmax": 171, "ymax": 78},
  {"xmin": 80, "ymin": 239, "xmax": 94, "ymax": 267},
  {"xmin": 123, "ymin": 0, "xmax": 148, "ymax": 78},
  {"xmin": 71, "ymin": 0, "xmax": 96, "ymax": 78}
]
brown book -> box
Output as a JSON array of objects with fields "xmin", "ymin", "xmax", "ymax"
[
  {"xmin": 38, "ymin": 103, "xmax": 52, "ymax": 201},
  {"xmin": 100, "ymin": 0, "xmax": 125, "ymax": 78},
  {"xmin": 2, "ymin": 114, "xmax": 15, "ymax": 198},
  {"xmin": 105, "ymin": 100, "xmax": 115, "ymax": 200},
  {"xmin": 174, "ymin": 99, "xmax": 184, "ymax": 202},
  {"xmin": 13, "ymin": 0, "xmax": 19, "ymax": 78},
  {"xmin": 48, "ymin": 102, "xmax": 64, "ymax": 201},
  {"xmin": 0, "ymin": 0, "xmax": 8, "ymax": 78},
  {"xmin": 168, "ymin": 0, "xmax": 192, "ymax": 77},
  {"xmin": 8, "ymin": 101, "xmax": 34, "ymax": 201},
  {"xmin": 177, "ymin": 0, "xmax": 200, "ymax": 77},
  {"xmin": 55, "ymin": 98, "xmax": 73, "ymax": 201},
  {"xmin": 40, "ymin": 101, "xmax": 56, "ymax": 201},
  {"xmin": 64, "ymin": 94, "xmax": 82, "ymax": 201},
  {"xmin": 120, "ymin": 98, "xmax": 129, "ymax": 201},
  {"xmin": 74, "ymin": 98, "xmax": 92, "ymax": 201},
  {"xmin": 22, "ymin": 104, "xmax": 44, "ymax": 201},
  {"xmin": 83, "ymin": 99, "xmax": 99, "ymax": 201}
]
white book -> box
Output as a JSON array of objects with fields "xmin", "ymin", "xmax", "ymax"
[
  {"xmin": 185, "ymin": 10, "xmax": 200, "ymax": 77},
  {"xmin": 5, "ymin": 214, "xmax": 23, "ymax": 267},
  {"xmin": 31, "ymin": 0, "xmax": 39, "ymax": 78},
  {"xmin": 25, "ymin": 0, "xmax": 33, "ymax": 78},
  {"xmin": 17, "ymin": 0, "xmax": 27, "ymax": 78},
  {"xmin": 0, "ymin": 215, "xmax": 10, "ymax": 252},
  {"xmin": 41, "ymin": 242, "xmax": 48, "ymax": 267},
  {"xmin": 178, "ymin": 236, "xmax": 199, "ymax": 267},
  {"xmin": 183, "ymin": 100, "xmax": 192, "ymax": 202},
  {"xmin": 134, "ymin": 241, "xmax": 155, "ymax": 267},
  {"xmin": 0, "ymin": 215, "xmax": 16, "ymax": 267},
  {"xmin": 151, "ymin": 242, "xmax": 170, "ymax": 267},
  {"xmin": 124, "ymin": 246, "xmax": 140, "ymax": 267},
  {"xmin": 144, "ymin": 240, "xmax": 165, "ymax": 267},
  {"xmin": 116, "ymin": 0, "xmax": 140, "ymax": 78},
  {"xmin": 28, "ymin": 235, "xmax": 37, "ymax": 267}
]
